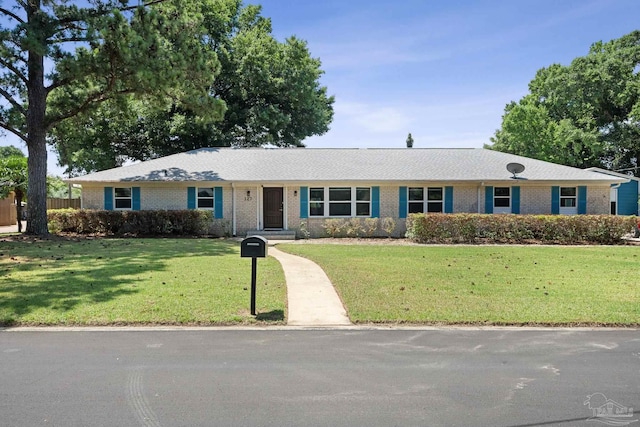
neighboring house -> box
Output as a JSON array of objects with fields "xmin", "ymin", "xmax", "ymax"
[
  {"xmin": 586, "ymin": 167, "xmax": 640, "ymax": 216},
  {"xmin": 67, "ymin": 148, "xmax": 625, "ymax": 237}
]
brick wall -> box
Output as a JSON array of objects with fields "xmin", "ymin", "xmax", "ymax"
[
  {"xmin": 520, "ymin": 186, "xmax": 551, "ymax": 214},
  {"xmin": 80, "ymin": 183, "xmax": 615, "ymax": 237}
]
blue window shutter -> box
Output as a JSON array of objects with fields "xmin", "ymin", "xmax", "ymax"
[
  {"xmin": 371, "ymin": 186, "xmax": 380, "ymax": 218},
  {"xmin": 485, "ymin": 186, "xmax": 493, "ymax": 214},
  {"xmin": 551, "ymin": 186, "xmax": 560, "ymax": 214},
  {"xmin": 104, "ymin": 187, "xmax": 113, "ymax": 210},
  {"xmin": 300, "ymin": 186, "xmax": 308, "ymax": 219},
  {"xmin": 444, "ymin": 186, "xmax": 454, "ymax": 213},
  {"xmin": 187, "ymin": 187, "xmax": 196, "ymax": 209},
  {"xmin": 132, "ymin": 187, "xmax": 141, "ymax": 211},
  {"xmin": 578, "ymin": 186, "xmax": 587, "ymax": 214},
  {"xmin": 511, "ymin": 186, "xmax": 520, "ymax": 214},
  {"xmin": 399, "ymin": 186, "xmax": 407, "ymax": 218},
  {"xmin": 214, "ymin": 187, "xmax": 224, "ymax": 218}
]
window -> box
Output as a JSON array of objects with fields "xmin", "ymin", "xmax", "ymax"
[
  {"xmin": 559, "ymin": 186, "xmax": 578, "ymax": 215},
  {"xmin": 494, "ymin": 187, "xmax": 510, "ymax": 208},
  {"xmin": 197, "ymin": 187, "xmax": 214, "ymax": 209},
  {"xmin": 309, "ymin": 187, "xmax": 371, "ymax": 217},
  {"xmin": 560, "ymin": 187, "xmax": 577, "ymax": 207},
  {"xmin": 427, "ymin": 188, "xmax": 443, "ymax": 213},
  {"xmin": 114, "ymin": 187, "xmax": 132, "ymax": 210},
  {"xmin": 355, "ymin": 187, "xmax": 371, "ymax": 216},
  {"xmin": 309, "ymin": 188, "xmax": 324, "ymax": 216},
  {"xmin": 408, "ymin": 188, "xmax": 424, "ymax": 213},
  {"xmin": 408, "ymin": 187, "xmax": 443, "ymax": 213}
]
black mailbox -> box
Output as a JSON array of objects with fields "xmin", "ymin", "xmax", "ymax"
[{"xmin": 241, "ymin": 236, "xmax": 268, "ymax": 258}]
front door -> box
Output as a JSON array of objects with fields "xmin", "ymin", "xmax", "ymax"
[{"xmin": 263, "ymin": 187, "xmax": 283, "ymax": 229}]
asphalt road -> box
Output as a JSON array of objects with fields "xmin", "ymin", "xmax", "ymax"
[{"xmin": 1, "ymin": 328, "xmax": 638, "ymax": 427}]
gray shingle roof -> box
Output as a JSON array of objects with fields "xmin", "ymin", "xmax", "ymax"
[{"xmin": 67, "ymin": 148, "xmax": 623, "ymax": 183}]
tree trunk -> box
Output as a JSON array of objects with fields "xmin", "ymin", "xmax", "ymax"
[
  {"xmin": 14, "ymin": 189, "xmax": 23, "ymax": 233},
  {"xmin": 25, "ymin": 0, "xmax": 49, "ymax": 236}
]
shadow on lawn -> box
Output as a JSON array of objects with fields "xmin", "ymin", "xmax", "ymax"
[
  {"xmin": 255, "ymin": 309, "xmax": 285, "ymax": 322},
  {"xmin": 0, "ymin": 237, "xmax": 239, "ymax": 325}
]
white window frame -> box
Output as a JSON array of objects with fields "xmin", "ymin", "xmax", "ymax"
[
  {"xmin": 308, "ymin": 187, "xmax": 371, "ymax": 217},
  {"xmin": 559, "ymin": 187, "xmax": 578, "ymax": 215},
  {"xmin": 196, "ymin": 187, "xmax": 215, "ymax": 210},
  {"xmin": 493, "ymin": 187, "xmax": 511, "ymax": 214},
  {"xmin": 408, "ymin": 187, "xmax": 443, "ymax": 214},
  {"xmin": 114, "ymin": 187, "xmax": 132, "ymax": 210}
]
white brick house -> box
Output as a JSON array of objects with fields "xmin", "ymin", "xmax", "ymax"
[{"xmin": 67, "ymin": 148, "xmax": 625, "ymax": 237}]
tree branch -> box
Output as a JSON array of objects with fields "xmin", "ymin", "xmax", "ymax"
[
  {"xmin": 47, "ymin": 88, "xmax": 137, "ymax": 128},
  {"xmin": 0, "ymin": 87, "xmax": 26, "ymax": 117},
  {"xmin": 0, "ymin": 57, "xmax": 28, "ymax": 84},
  {"xmin": 0, "ymin": 7, "xmax": 25, "ymax": 24},
  {"xmin": 0, "ymin": 120, "xmax": 27, "ymax": 142},
  {"xmin": 49, "ymin": 37, "xmax": 93, "ymax": 44}
]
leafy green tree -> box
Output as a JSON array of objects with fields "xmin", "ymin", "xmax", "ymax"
[
  {"xmin": 47, "ymin": 175, "xmax": 80, "ymax": 199},
  {"xmin": 0, "ymin": 145, "xmax": 25, "ymax": 158},
  {"xmin": 0, "ymin": 156, "xmax": 28, "ymax": 232},
  {"xmin": 0, "ymin": 1, "xmax": 225, "ymax": 235},
  {"xmin": 489, "ymin": 31, "xmax": 640, "ymax": 174},
  {"xmin": 51, "ymin": 1, "xmax": 334, "ymax": 174}
]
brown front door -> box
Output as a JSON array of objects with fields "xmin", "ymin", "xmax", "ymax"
[{"xmin": 263, "ymin": 187, "xmax": 283, "ymax": 229}]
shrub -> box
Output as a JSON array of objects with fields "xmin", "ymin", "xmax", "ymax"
[
  {"xmin": 363, "ymin": 218, "xmax": 379, "ymax": 237},
  {"xmin": 381, "ymin": 217, "xmax": 396, "ymax": 237},
  {"xmin": 298, "ymin": 220, "xmax": 311, "ymax": 239},
  {"xmin": 406, "ymin": 213, "xmax": 637, "ymax": 245},
  {"xmin": 47, "ymin": 209, "xmax": 215, "ymax": 236},
  {"xmin": 323, "ymin": 218, "xmax": 346, "ymax": 237},
  {"xmin": 345, "ymin": 218, "xmax": 363, "ymax": 237}
]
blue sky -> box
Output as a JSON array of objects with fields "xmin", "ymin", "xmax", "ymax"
[{"xmin": 2, "ymin": 0, "xmax": 640, "ymax": 176}]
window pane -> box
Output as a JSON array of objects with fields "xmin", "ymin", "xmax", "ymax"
[
  {"xmin": 427, "ymin": 202, "xmax": 443, "ymax": 213},
  {"xmin": 329, "ymin": 188, "xmax": 351, "ymax": 201},
  {"xmin": 494, "ymin": 198, "xmax": 510, "ymax": 207},
  {"xmin": 115, "ymin": 188, "xmax": 131, "ymax": 198},
  {"xmin": 561, "ymin": 187, "xmax": 576, "ymax": 197},
  {"xmin": 197, "ymin": 188, "xmax": 213, "ymax": 198},
  {"xmin": 408, "ymin": 202, "xmax": 424, "ymax": 214},
  {"xmin": 494, "ymin": 187, "xmax": 510, "ymax": 197},
  {"xmin": 310, "ymin": 188, "xmax": 324, "ymax": 201},
  {"xmin": 310, "ymin": 202, "xmax": 324, "ymax": 216},
  {"xmin": 408, "ymin": 188, "xmax": 424, "ymax": 201},
  {"xmin": 198, "ymin": 199, "xmax": 214, "ymax": 208},
  {"xmin": 561, "ymin": 198, "xmax": 576, "ymax": 207},
  {"xmin": 115, "ymin": 199, "xmax": 132, "ymax": 209},
  {"xmin": 356, "ymin": 203, "xmax": 370, "ymax": 216},
  {"xmin": 356, "ymin": 187, "xmax": 370, "ymax": 201},
  {"xmin": 427, "ymin": 188, "xmax": 443, "ymax": 201},
  {"xmin": 329, "ymin": 202, "xmax": 351, "ymax": 216}
]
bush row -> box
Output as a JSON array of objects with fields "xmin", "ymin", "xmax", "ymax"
[
  {"xmin": 406, "ymin": 213, "xmax": 637, "ymax": 245},
  {"xmin": 313, "ymin": 217, "xmax": 400, "ymax": 238},
  {"xmin": 47, "ymin": 209, "xmax": 228, "ymax": 236}
]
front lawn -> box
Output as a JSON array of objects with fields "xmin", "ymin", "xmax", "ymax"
[
  {"xmin": 278, "ymin": 243, "xmax": 640, "ymax": 326},
  {"xmin": 0, "ymin": 237, "xmax": 286, "ymax": 326}
]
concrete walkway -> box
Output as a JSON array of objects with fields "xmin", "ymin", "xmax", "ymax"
[{"xmin": 268, "ymin": 246, "xmax": 351, "ymax": 326}]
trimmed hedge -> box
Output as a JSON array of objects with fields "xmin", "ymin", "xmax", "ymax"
[
  {"xmin": 406, "ymin": 213, "xmax": 637, "ymax": 245},
  {"xmin": 47, "ymin": 209, "xmax": 222, "ymax": 236}
]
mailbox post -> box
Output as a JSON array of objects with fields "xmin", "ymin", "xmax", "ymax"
[{"xmin": 240, "ymin": 236, "xmax": 268, "ymax": 315}]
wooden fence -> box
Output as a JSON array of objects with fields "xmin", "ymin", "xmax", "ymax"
[{"xmin": 47, "ymin": 198, "xmax": 81, "ymax": 210}]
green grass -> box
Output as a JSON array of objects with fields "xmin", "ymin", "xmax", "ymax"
[
  {"xmin": 0, "ymin": 237, "xmax": 286, "ymax": 326},
  {"xmin": 278, "ymin": 244, "xmax": 640, "ymax": 326}
]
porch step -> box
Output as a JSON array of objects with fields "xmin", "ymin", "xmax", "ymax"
[{"xmin": 245, "ymin": 230, "xmax": 297, "ymax": 241}]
